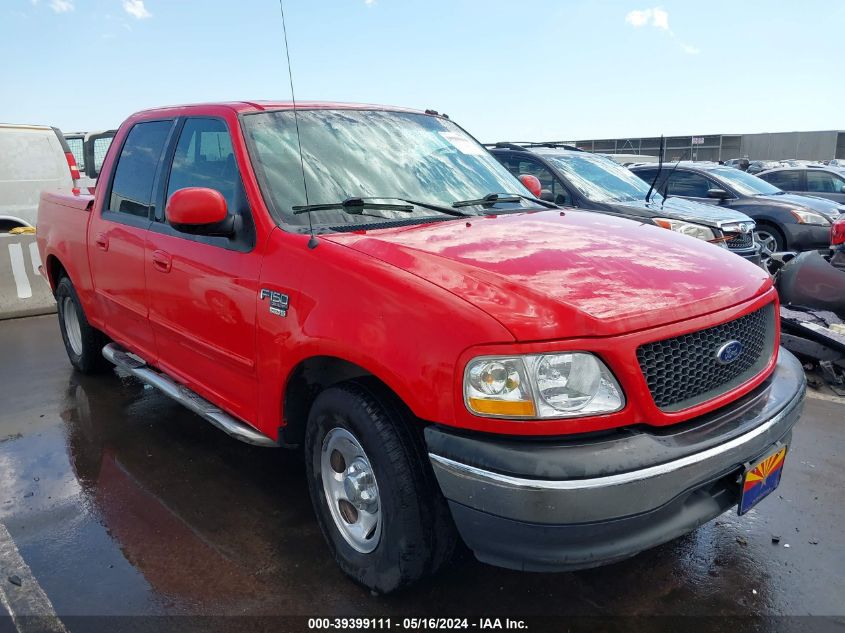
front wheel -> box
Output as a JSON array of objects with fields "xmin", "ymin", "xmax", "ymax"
[
  {"xmin": 304, "ymin": 380, "xmax": 456, "ymax": 593},
  {"xmin": 754, "ymin": 224, "xmax": 785, "ymax": 257}
]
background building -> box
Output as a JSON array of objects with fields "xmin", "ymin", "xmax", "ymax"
[{"xmin": 568, "ymin": 130, "xmax": 845, "ymax": 162}]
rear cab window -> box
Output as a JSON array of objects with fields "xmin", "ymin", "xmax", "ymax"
[{"xmin": 108, "ymin": 120, "xmax": 173, "ymax": 218}]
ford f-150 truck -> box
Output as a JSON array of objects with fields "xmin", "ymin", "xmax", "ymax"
[{"xmin": 37, "ymin": 102, "xmax": 806, "ymax": 593}]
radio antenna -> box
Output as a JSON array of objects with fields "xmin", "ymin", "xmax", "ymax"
[{"xmin": 278, "ymin": 0, "xmax": 317, "ymax": 249}]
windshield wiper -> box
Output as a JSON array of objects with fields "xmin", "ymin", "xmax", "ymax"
[
  {"xmin": 366, "ymin": 197, "xmax": 472, "ymax": 218},
  {"xmin": 292, "ymin": 197, "xmax": 414, "ymax": 215},
  {"xmin": 452, "ymin": 192, "xmax": 558, "ymax": 210}
]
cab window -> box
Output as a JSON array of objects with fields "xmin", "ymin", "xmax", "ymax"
[
  {"xmin": 109, "ymin": 120, "xmax": 172, "ymax": 217},
  {"xmin": 166, "ymin": 118, "xmax": 239, "ymax": 212},
  {"xmin": 510, "ymin": 158, "xmax": 572, "ymax": 205}
]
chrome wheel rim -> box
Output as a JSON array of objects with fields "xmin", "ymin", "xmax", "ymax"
[
  {"xmin": 320, "ymin": 427, "xmax": 382, "ymax": 553},
  {"xmin": 62, "ymin": 296, "xmax": 83, "ymax": 356},
  {"xmin": 754, "ymin": 230, "xmax": 778, "ymax": 258}
]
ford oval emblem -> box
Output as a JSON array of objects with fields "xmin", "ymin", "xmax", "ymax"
[{"xmin": 716, "ymin": 340, "xmax": 743, "ymax": 365}]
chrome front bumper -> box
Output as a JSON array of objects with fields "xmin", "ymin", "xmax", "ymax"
[{"xmin": 425, "ymin": 349, "xmax": 806, "ymax": 570}]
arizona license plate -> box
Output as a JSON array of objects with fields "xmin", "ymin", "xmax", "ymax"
[{"xmin": 738, "ymin": 444, "xmax": 788, "ymax": 515}]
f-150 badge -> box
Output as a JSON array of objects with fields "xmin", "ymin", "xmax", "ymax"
[{"xmin": 260, "ymin": 289, "xmax": 289, "ymax": 317}]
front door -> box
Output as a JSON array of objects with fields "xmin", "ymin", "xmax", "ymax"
[
  {"xmin": 144, "ymin": 117, "xmax": 261, "ymax": 423},
  {"xmin": 87, "ymin": 119, "xmax": 174, "ymax": 361}
]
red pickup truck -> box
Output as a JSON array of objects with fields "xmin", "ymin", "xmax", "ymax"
[{"xmin": 37, "ymin": 102, "xmax": 805, "ymax": 593}]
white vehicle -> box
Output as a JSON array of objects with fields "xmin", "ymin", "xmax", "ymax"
[
  {"xmin": 63, "ymin": 129, "xmax": 116, "ymax": 189},
  {"xmin": 0, "ymin": 124, "xmax": 78, "ymax": 230}
]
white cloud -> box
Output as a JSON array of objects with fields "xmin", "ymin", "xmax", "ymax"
[
  {"xmin": 626, "ymin": 7, "xmax": 700, "ymax": 54},
  {"xmin": 625, "ymin": 7, "xmax": 669, "ymax": 30},
  {"xmin": 651, "ymin": 8, "xmax": 669, "ymax": 30},
  {"xmin": 123, "ymin": 0, "xmax": 151, "ymax": 19},
  {"xmin": 364, "ymin": 0, "xmax": 376, "ymax": 5},
  {"xmin": 49, "ymin": 0, "xmax": 74, "ymax": 13}
]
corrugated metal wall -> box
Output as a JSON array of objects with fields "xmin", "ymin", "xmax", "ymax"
[
  {"xmin": 739, "ymin": 131, "xmax": 839, "ymax": 160},
  {"xmin": 576, "ymin": 131, "xmax": 843, "ymax": 161}
]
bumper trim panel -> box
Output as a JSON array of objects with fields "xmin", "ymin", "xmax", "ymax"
[{"xmin": 430, "ymin": 378, "xmax": 802, "ymax": 492}]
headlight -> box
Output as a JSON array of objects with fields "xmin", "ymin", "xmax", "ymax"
[
  {"xmin": 790, "ymin": 210, "xmax": 830, "ymax": 226},
  {"xmin": 464, "ymin": 353, "xmax": 624, "ymax": 419},
  {"xmin": 653, "ymin": 218, "xmax": 720, "ymax": 243}
]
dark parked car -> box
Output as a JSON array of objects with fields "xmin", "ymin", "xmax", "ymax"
[
  {"xmin": 631, "ymin": 162, "xmax": 838, "ymax": 257},
  {"xmin": 488, "ymin": 144, "xmax": 761, "ymax": 264},
  {"xmin": 757, "ymin": 166, "xmax": 845, "ymax": 204}
]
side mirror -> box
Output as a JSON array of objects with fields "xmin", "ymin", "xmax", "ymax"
[
  {"xmin": 707, "ymin": 188, "xmax": 731, "ymax": 200},
  {"xmin": 518, "ymin": 174, "xmax": 543, "ymax": 199},
  {"xmin": 166, "ymin": 187, "xmax": 234, "ymax": 236}
]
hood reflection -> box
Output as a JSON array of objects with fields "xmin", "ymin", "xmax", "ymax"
[{"xmin": 328, "ymin": 210, "xmax": 772, "ymax": 340}]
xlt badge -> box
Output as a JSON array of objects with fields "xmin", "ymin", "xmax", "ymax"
[{"xmin": 260, "ymin": 289, "xmax": 289, "ymax": 317}]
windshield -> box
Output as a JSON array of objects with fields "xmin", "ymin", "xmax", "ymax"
[
  {"xmin": 709, "ymin": 167, "xmax": 782, "ymax": 196},
  {"xmin": 545, "ymin": 153, "xmax": 660, "ymax": 203},
  {"xmin": 242, "ymin": 109, "xmax": 530, "ymax": 229}
]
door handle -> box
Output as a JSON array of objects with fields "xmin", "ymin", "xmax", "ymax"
[
  {"xmin": 151, "ymin": 249, "xmax": 172, "ymax": 273},
  {"xmin": 95, "ymin": 233, "xmax": 109, "ymax": 251}
]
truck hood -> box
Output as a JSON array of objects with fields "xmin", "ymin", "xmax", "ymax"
[
  {"xmin": 598, "ymin": 196, "xmax": 754, "ymax": 227},
  {"xmin": 325, "ymin": 210, "xmax": 772, "ymax": 341}
]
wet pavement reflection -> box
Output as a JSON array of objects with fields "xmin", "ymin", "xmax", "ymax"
[{"xmin": 0, "ymin": 315, "xmax": 843, "ymax": 621}]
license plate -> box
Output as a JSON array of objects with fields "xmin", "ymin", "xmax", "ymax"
[{"xmin": 738, "ymin": 445, "xmax": 788, "ymax": 515}]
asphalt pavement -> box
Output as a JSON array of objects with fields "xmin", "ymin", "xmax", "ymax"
[{"xmin": 0, "ymin": 315, "xmax": 843, "ymax": 631}]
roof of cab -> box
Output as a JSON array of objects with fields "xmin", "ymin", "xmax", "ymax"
[{"xmin": 132, "ymin": 101, "xmax": 427, "ymax": 117}]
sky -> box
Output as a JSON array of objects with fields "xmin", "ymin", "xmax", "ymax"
[{"xmin": 2, "ymin": 0, "xmax": 844, "ymax": 142}]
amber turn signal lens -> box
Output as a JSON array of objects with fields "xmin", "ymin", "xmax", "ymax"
[{"xmin": 467, "ymin": 398, "xmax": 536, "ymax": 417}]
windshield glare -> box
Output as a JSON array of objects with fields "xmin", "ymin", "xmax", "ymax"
[
  {"xmin": 242, "ymin": 109, "xmax": 530, "ymax": 228},
  {"xmin": 546, "ymin": 153, "xmax": 660, "ymax": 203},
  {"xmin": 711, "ymin": 167, "xmax": 781, "ymax": 196}
]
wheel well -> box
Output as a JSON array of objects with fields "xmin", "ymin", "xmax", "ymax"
[
  {"xmin": 45, "ymin": 255, "xmax": 68, "ymax": 292},
  {"xmin": 0, "ymin": 219, "xmax": 27, "ymax": 233},
  {"xmin": 281, "ymin": 356, "xmax": 395, "ymax": 448}
]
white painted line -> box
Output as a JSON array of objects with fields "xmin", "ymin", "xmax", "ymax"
[
  {"xmin": 0, "ymin": 523, "xmax": 67, "ymax": 632},
  {"xmin": 7, "ymin": 243, "xmax": 32, "ymax": 300},
  {"xmin": 27, "ymin": 242, "xmax": 42, "ymax": 278},
  {"xmin": 805, "ymin": 389, "xmax": 845, "ymax": 404}
]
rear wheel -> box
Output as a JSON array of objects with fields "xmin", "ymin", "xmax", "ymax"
[
  {"xmin": 304, "ymin": 380, "xmax": 456, "ymax": 593},
  {"xmin": 55, "ymin": 276, "xmax": 110, "ymax": 373}
]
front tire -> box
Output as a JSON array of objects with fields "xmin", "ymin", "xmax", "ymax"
[
  {"xmin": 55, "ymin": 276, "xmax": 110, "ymax": 374},
  {"xmin": 304, "ymin": 380, "xmax": 456, "ymax": 593},
  {"xmin": 754, "ymin": 223, "xmax": 785, "ymax": 257}
]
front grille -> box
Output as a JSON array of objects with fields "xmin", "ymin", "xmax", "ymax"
[
  {"xmin": 726, "ymin": 232, "xmax": 753, "ymax": 250},
  {"xmin": 636, "ymin": 303, "xmax": 776, "ymax": 411}
]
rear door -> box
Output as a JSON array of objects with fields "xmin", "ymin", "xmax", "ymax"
[
  {"xmin": 144, "ymin": 116, "xmax": 260, "ymax": 423},
  {"xmin": 805, "ymin": 170, "xmax": 845, "ymax": 202},
  {"xmin": 88, "ymin": 119, "xmax": 174, "ymax": 360}
]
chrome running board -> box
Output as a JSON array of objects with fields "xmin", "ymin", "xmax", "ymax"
[{"xmin": 102, "ymin": 343, "xmax": 277, "ymax": 447}]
